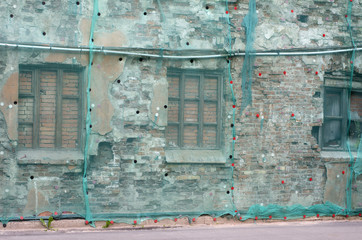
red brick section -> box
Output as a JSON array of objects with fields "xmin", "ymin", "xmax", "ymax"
[
  {"xmin": 165, "ymin": 126, "xmax": 178, "ymax": 147},
  {"xmin": 18, "ymin": 70, "xmax": 80, "ymax": 149},
  {"xmin": 184, "ymin": 125, "xmax": 198, "ymax": 147},
  {"xmin": 18, "ymin": 125, "xmax": 33, "ymax": 148},
  {"xmin": 185, "ymin": 76, "xmax": 199, "ymax": 99},
  {"xmin": 183, "ymin": 77, "xmax": 199, "ymax": 147},
  {"xmin": 184, "ymin": 102, "xmax": 198, "ymax": 122},
  {"xmin": 18, "ymin": 98, "xmax": 34, "ymax": 123},
  {"xmin": 166, "ymin": 75, "xmax": 180, "ymax": 147},
  {"xmin": 168, "ymin": 76, "xmax": 179, "ymax": 98},
  {"xmin": 203, "ymin": 77, "xmax": 217, "ymax": 148},
  {"xmin": 62, "ymin": 99, "xmax": 79, "ymax": 148},
  {"xmin": 18, "ymin": 71, "xmax": 34, "ymax": 148},
  {"xmin": 204, "ymin": 77, "xmax": 217, "ymax": 100},
  {"xmin": 19, "ymin": 71, "xmax": 32, "ymax": 94},
  {"xmin": 39, "ymin": 71, "xmax": 57, "ymax": 148},
  {"xmin": 167, "ymin": 101, "xmax": 179, "ymax": 122},
  {"xmin": 62, "ymin": 72, "xmax": 79, "ymax": 149},
  {"xmin": 203, "ymin": 102, "xmax": 217, "ymax": 123},
  {"xmin": 203, "ymin": 126, "xmax": 217, "ymax": 147},
  {"xmin": 63, "ymin": 72, "xmax": 79, "ymax": 96}
]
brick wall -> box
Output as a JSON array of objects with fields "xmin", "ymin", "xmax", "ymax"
[
  {"xmin": 19, "ymin": 71, "xmax": 32, "ymax": 94},
  {"xmin": 39, "ymin": 71, "xmax": 57, "ymax": 148}
]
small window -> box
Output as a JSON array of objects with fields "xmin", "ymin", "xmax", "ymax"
[
  {"xmin": 18, "ymin": 65, "xmax": 84, "ymax": 150},
  {"xmin": 322, "ymin": 88, "xmax": 362, "ymax": 151},
  {"xmin": 166, "ymin": 70, "xmax": 223, "ymax": 149}
]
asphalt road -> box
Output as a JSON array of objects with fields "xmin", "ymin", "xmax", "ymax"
[{"xmin": 1, "ymin": 221, "xmax": 361, "ymax": 240}]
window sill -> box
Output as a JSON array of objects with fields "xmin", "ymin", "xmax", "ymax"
[
  {"xmin": 321, "ymin": 151, "xmax": 358, "ymax": 160},
  {"xmin": 17, "ymin": 149, "xmax": 84, "ymax": 165},
  {"xmin": 165, "ymin": 149, "xmax": 225, "ymax": 164}
]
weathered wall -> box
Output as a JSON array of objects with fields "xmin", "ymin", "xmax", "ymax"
[{"xmin": 0, "ymin": 0, "xmax": 361, "ymax": 221}]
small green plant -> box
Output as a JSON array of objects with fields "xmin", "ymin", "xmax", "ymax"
[
  {"xmin": 102, "ymin": 220, "xmax": 114, "ymax": 228},
  {"xmin": 40, "ymin": 216, "xmax": 55, "ymax": 231}
]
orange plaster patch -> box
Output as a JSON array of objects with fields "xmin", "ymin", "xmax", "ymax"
[{"xmin": 0, "ymin": 72, "xmax": 19, "ymax": 140}]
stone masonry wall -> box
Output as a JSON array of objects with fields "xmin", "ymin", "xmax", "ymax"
[{"xmin": 0, "ymin": 0, "xmax": 361, "ymax": 221}]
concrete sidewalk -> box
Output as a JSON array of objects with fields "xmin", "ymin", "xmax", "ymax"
[
  {"xmin": 0, "ymin": 220, "xmax": 361, "ymax": 240},
  {"xmin": 0, "ymin": 215, "xmax": 360, "ymax": 231},
  {"xmin": 0, "ymin": 215, "xmax": 361, "ymax": 233}
]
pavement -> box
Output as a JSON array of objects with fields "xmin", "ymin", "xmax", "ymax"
[{"xmin": 0, "ymin": 219, "xmax": 361, "ymax": 240}]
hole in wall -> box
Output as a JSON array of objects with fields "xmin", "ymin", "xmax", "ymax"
[
  {"xmin": 90, "ymin": 142, "xmax": 114, "ymax": 168},
  {"xmin": 313, "ymin": 92, "xmax": 321, "ymax": 98},
  {"xmin": 312, "ymin": 126, "xmax": 319, "ymax": 144}
]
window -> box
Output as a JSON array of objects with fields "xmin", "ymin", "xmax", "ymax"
[
  {"xmin": 18, "ymin": 65, "xmax": 84, "ymax": 150},
  {"xmin": 165, "ymin": 69, "xmax": 223, "ymax": 149},
  {"xmin": 322, "ymin": 87, "xmax": 362, "ymax": 151}
]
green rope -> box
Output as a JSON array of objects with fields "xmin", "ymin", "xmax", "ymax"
[{"xmin": 82, "ymin": 0, "xmax": 99, "ymax": 226}]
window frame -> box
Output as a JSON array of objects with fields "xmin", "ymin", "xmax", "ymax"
[
  {"xmin": 166, "ymin": 68, "xmax": 224, "ymax": 150},
  {"xmin": 322, "ymin": 86, "xmax": 362, "ymax": 151},
  {"xmin": 18, "ymin": 64, "xmax": 86, "ymax": 151}
]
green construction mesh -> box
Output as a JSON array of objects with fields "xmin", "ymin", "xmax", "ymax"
[
  {"xmin": 345, "ymin": 0, "xmax": 358, "ymax": 213},
  {"xmin": 240, "ymin": 0, "xmax": 258, "ymax": 114},
  {"xmin": 355, "ymin": 139, "xmax": 362, "ymax": 176},
  {"xmin": 0, "ymin": 0, "xmax": 361, "ymax": 226}
]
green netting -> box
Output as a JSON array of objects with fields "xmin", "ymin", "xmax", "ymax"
[
  {"xmin": 0, "ymin": 0, "xmax": 361, "ymax": 227},
  {"xmin": 240, "ymin": 0, "xmax": 258, "ymax": 114},
  {"xmin": 345, "ymin": 0, "xmax": 357, "ymax": 213},
  {"xmin": 82, "ymin": 0, "xmax": 98, "ymax": 226},
  {"xmin": 355, "ymin": 138, "xmax": 362, "ymax": 176},
  {"xmin": 243, "ymin": 202, "xmax": 345, "ymax": 220}
]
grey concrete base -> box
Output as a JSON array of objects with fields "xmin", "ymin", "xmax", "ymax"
[{"xmin": 0, "ymin": 220, "xmax": 362, "ymax": 240}]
